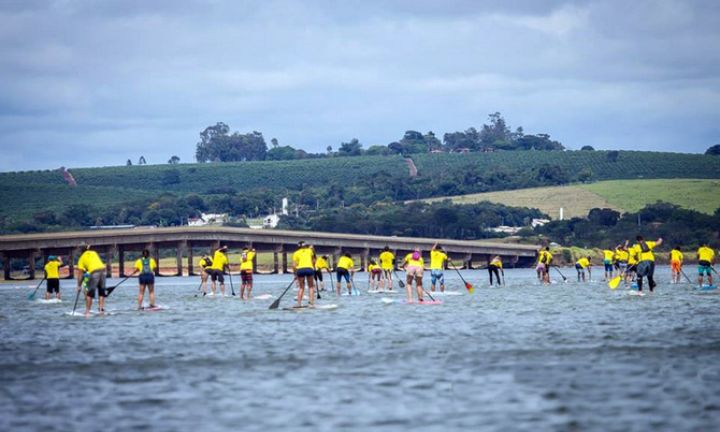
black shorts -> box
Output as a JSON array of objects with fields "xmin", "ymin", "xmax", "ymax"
[
  {"xmin": 85, "ymin": 270, "xmax": 106, "ymax": 299},
  {"xmin": 209, "ymin": 269, "xmax": 224, "ymax": 283},
  {"xmin": 314, "ymin": 270, "xmax": 324, "ymax": 281},
  {"xmin": 47, "ymin": 278, "xmax": 60, "ymax": 293},
  {"xmin": 241, "ymin": 270, "xmax": 253, "ymax": 283},
  {"xmin": 296, "ymin": 268, "xmax": 315, "ymax": 278},
  {"xmin": 139, "ymin": 273, "xmax": 155, "ymax": 285}
]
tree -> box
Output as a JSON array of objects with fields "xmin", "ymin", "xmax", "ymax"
[
  {"xmin": 271, "ymin": 138, "xmax": 279, "ymax": 148},
  {"xmin": 480, "ymin": 112, "xmax": 511, "ymax": 148},
  {"xmin": 126, "ymin": 159, "xmax": 132, "ymax": 166},
  {"xmin": 168, "ymin": 155, "xmax": 180, "ymax": 164},
  {"xmin": 195, "ymin": 123, "xmax": 268, "ymax": 162},
  {"xmin": 607, "ymin": 150, "xmax": 619, "ymax": 162},
  {"xmin": 326, "ymin": 145, "xmax": 333, "ymax": 154},
  {"xmin": 706, "ymin": 144, "xmax": 720, "ymax": 156},
  {"xmin": 338, "ymin": 138, "xmax": 363, "ymax": 156},
  {"xmin": 267, "ymin": 145, "xmax": 300, "ymax": 160},
  {"xmin": 138, "ymin": 156, "xmax": 146, "ymax": 165},
  {"xmin": 588, "ymin": 208, "xmax": 620, "ymax": 226},
  {"xmin": 514, "ymin": 134, "xmax": 564, "ymax": 151},
  {"xmin": 161, "ymin": 169, "xmax": 181, "ymax": 186},
  {"xmin": 581, "ymin": 145, "xmax": 595, "ymax": 151}
]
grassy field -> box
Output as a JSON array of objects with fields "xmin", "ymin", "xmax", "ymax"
[{"xmin": 422, "ymin": 179, "xmax": 720, "ymax": 218}]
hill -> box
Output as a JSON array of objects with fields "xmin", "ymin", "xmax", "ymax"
[
  {"xmin": 421, "ymin": 179, "xmax": 720, "ymax": 219},
  {"xmin": 0, "ymin": 150, "xmax": 719, "ymax": 228}
]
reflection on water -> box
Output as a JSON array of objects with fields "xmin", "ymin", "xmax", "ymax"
[{"xmin": 1, "ymin": 267, "xmax": 719, "ymax": 431}]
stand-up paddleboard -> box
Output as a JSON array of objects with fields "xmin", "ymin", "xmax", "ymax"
[
  {"xmin": 426, "ymin": 291, "xmax": 462, "ymax": 296},
  {"xmin": 64, "ymin": 310, "xmax": 115, "ymax": 317},
  {"xmin": 380, "ymin": 297, "xmax": 443, "ymax": 305},
  {"xmin": 36, "ymin": 298, "xmax": 63, "ymax": 304},
  {"xmin": 626, "ymin": 290, "xmax": 646, "ymax": 297},
  {"xmin": 630, "ymin": 283, "xmax": 639, "ymax": 290},
  {"xmin": 140, "ymin": 305, "xmax": 168, "ymax": 312},
  {"xmin": 281, "ymin": 303, "xmax": 339, "ymax": 312},
  {"xmin": 341, "ymin": 291, "xmax": 361, "ymax": 297},
  {"xmin": 367, "ymin": 289, "xmax": 398, "ymax": 295},
  {"xmin": 699, "ymin": 284, "xmax": 717, "ymax": 291},
  {"xmin": 252, "ymin": 293, "xmax": 274, "ymax": 300}
]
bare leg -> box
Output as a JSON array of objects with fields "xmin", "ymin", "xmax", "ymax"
[
  {"xmin": 416, "ymin": 279, "xmax": 423, "ymax": 301},
  {"xmin": 247, "ymin": 282, "xmax": 253, "ymax": 299},
  {"xmin": 138, "ymin": 284, "xmax": 145, "ymax": 309},
  {"xmin": 85, "ymin": 295, "xmax": 92, "ymax": 318},
  {"xmin": 98, "ymin": 296, "xmax": 105, "ymax": 312},
  {"xmin": 406, "ymin": 276, "xmax": 413, "ymax": 302},
  {"xmin": 296, "ymin": 278, "xmax": 305, "ymax": 306},
  {"xmin": 148, "ymin": 285, "xmax": 155, "ymax": 307},
  {"xmin": 308, "ymin": 280, "xmax": 315, "ymax": 306}
]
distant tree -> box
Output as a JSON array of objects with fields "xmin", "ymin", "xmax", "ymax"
[
  {"xmin": 338, "ymin": 138, "xmax": 363, "ymax": 156},
  {"xmin": 161, "ymin": 169, "xmax": 181, "ymax": 186},
  {"xmin": 588, "ymin": 208, "xmax": 620, "ymax": 226},
  {"xmin": 706, "ymin": 144, "xmax": 720, "ymax": 156},
  {"xmin": 168, "ymin": 155, "xmax": 180, "ymax": 164},
  {"xmin": 577, "ymin": 168, "xmax": 593, "ymax": 183},
  {"xmin": 267, "ymin": 145, "xmax": 300, "ymax": 160},
  {"xmin": 388, "ymin": 131, "xmax": 438, "ymax": 155},
  {"xmin": 480, "ymin": 112, "xmax": 512, "ymax": 148},
  {"xmin": 515, "ymin": 134, "xmax": 564, "ymax": 151},
  {"xmin": 326, "ymin": 145, "xmax": 333, "ymax": 154},
  {"xmin": 138, "ymin": 156, "xmax": 146, "ymax": 165},
  {"xmin": 443, "ymin": 127, "xmax": 480, "ymax": 151},
  {"xmin": 581, "ymin": 145, "xmax": 595, "ymax": 151},
  {"xmin": 126, "ymin": 159, "xmax": 132, "ymax": 166},
  {"xmin": 195, "ymin": 123, "xmax": 268, "ymax": 162},
  {"xmin": 535, "ymin": 164, "xmax": 569, "ymax": 184},
  {"xmin": 365, "ymin": 145, "xmax": 391, "ymax": 156},
  {"xmin": 271, "ymin": 138, "xmax": 279, "ymax": 148},
  {"xmin": 607, "ymin": 150, "xmax": 619, "ymax": 162}
]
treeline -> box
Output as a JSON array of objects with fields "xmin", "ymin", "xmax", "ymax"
[
  {"xmin": 194, "ymin": 112, "xmax": 563, "ymax": 162},
  {"xmin": 534, "ymin": 203, "xmax": 720, "ymax": 250}
]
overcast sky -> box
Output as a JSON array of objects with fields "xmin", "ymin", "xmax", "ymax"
[{"xmin": 0, "ymin": 0, "xmax": 718, "ymax": 171}]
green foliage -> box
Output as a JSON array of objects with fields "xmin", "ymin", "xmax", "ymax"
[
  {"xmin": 706, "ymin": 144, "xmax": 720, "ymax": 156},
  {"xmin": 338, "ymin": 138, "xmax": 363, "ymax": 156},
  {"xmin": 581, "ymin": 145, "xmax": 595, "ymax": 151},
  {"xmin": 195, "ymin": 122, "xmax": 267, "ymax": 162}
]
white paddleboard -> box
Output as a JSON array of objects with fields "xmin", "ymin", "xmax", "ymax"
[
  {"xmin": 426, "ymin": 291, "xmax": 462, "ymax": 296},
  {"xmin": 36, "ymin": 298, "xmax": 63, "ymax": 304},
  {"xmin": 253, "ymin": 293, "xmax": 274, "ymax": 300}
]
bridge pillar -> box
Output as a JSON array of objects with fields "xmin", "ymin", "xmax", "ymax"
[
  {"xmin": 28, "ymin": 250, "xmax": 37, "ymax": 280},
  {"xmin": 150, "ymin": 245, "xmax": 160, "ymax": 276},
  {"xmin": 105, "ymin": 245, "xmax": 114, "ymax": 278},
  {"xmin": 176, "ymin": 241, "xmax": 185, "ymax": 277},
  {"xmin": 393, "ymin": 249, "xmax": 399, "ymax": 271},
  {"xmin": 67, "ymin": 249, "xmax": 75, "ymax": 279},
  {"xmin": 187, "ymin": 244, "xmax": 195, "ymax": 276},
  {"xmin": 361, "ymin": 248, "xmax": 369, "ymax": 271},
  {"xmin": 1, "ymin": 252, "xmax": 9, "ymax": 281},
  {"xmin": 281, "ymin": 251, "xmax": 288, "ymax": 274},
  {"xmin": 273, "ymin": 250, "xmax": 279, "ymax": 274},
  {"xmin": 118, "ymin": 246, "xmax": 125, "ymax": 277},
  {"xmin": 464, "ymin": 254, "xmax": 473, "ymax": 270}
]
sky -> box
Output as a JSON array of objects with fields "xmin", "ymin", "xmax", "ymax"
[{"xmin": 0, "ymin": 0, "xmax": 718, "ymax": 171}]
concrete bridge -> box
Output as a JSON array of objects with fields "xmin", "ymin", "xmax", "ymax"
[{"xmin": 0, "ymin": 227, "xmax": 540, "ymax": 280}]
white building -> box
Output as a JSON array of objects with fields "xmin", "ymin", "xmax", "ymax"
[{"xmin": 188, "ymin": 213, "xmax": 228, "ymax": 227}]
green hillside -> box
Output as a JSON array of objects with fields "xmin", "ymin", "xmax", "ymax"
[
  {"xmin": 422, "ymin": 179, "xmax": 720, "ymax": 219},
  {"xmin": 1, "ymin": 151, "xmax": 719, "ymax": 224}
]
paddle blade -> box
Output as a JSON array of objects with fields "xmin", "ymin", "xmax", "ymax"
[
  {"xmin": 465, "ymin": 282, "xmax": 474, "ymax": 294},
  {"xmin": 398, "ymin": 280, "xmax": 406, "ymax": 288},
  {"xmin": 608, "ymin": 276, "xmax": 622, "ymax": 290},
  {"xmin": 268, "ymin": 299, "xmax": 280, "ymax": 310},
  {"xmin": 27, "ymin": 292, "xmax": 36, "ymax": 300}
]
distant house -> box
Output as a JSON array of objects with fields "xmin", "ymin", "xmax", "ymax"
[
  {"xmin": 453, "ymin": 148, "xmax": 471, "ymax": 154},
  {"xmin": 188, "ymin": 213, "xmax": 228, "ymax": 226},
  {"xmin": 531, "ymin": 218, "xmax": 550, "ymax": 228},
  {"xmin": 486, "ymin": 225, "xmax": 522, "ymax": 234}
]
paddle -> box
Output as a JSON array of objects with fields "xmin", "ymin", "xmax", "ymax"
[
  {"xmin": 27, "ymin": 277, "xmax": 47, "ymax": 300},
  {"xmin": 551, "ymin": 266, "xmax": 568, "ymax": 282},
  {"xmin": 608, "ymin": 273, "xmax": 623, "ymax": 290},
  {"xmin": 501, "ymin": 269, "xmax": 505, "ymax": 286},
  {"xmin": 421, "ymin": 287, "xmax": 436, "ymax": 302},
  {"xmin": 351, "ymin": 275, "xmax": 360, "ymax": 296},
  {"xmin": 711, "ymin": 266, "xmax": 719, "ymax": 277},
  {"xmin": 269, "ymin": 277, "xmax": 297, "ymax": 310},
  {"xmin": 679, "ymin": 268, "xmax": 694, "ymax": 285},
  {"xmin": 392, "ymin": 270, "xmax": 406, "ymax": 289},
  {"xmin": 193, "ymin": 279, "xmax": 205, "ymax": 297},
  {"xmin": 448, "ymin": 261, "xmax": 474, "ymax": 294},
  {"xmin": 71, "ymin": 286, "xmax": 82, "ymax": 315},
  {"xmin": 106, "ymin": 270, "xmax": 137, "ymax": 296},
  {"xmin": 228, "ymin": 270, "xmax": 236, "ymax": 296}
]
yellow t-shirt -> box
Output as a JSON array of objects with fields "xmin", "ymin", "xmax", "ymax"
[
  {"xmin": 77, "ymin": 250, "xmax": 105, "ymax": 274},
  {"xmin": 368, "ymin": 263, "xmax": 380, "ymax": 272},
  {"xmin": 615, "ymin": 249, "xmax": 629, "ymax": 262},
  {"xmin": 315, "ymin": 256, "xmax": 329, "ymax": 270},
  {"xmin": 633, "ymin": 241, "xmax": 657, "ymax": 262},
  {"xmin": 490, "ymin": 257, "xmax": 503, "ymax": 268},
  {"xmin": 240, "ymin": 251, "xmax": 256, "ymax": 271},
  {"xmin": 379, "ymin": 251, "xmax": 395, "ymax": 270},
  {"xmin": 45, "ymin": 261, "xmax": 60, "ymax": 279},
  {"xmin": 337, "ymin": 256, "xmax": 354, "ymax": 270},
  {"xmin": 698, "ymin": 246, "xmax": 715, "ymax": 263},
  {"xmin": 292, "ymin": 247, "xmax": 314, "ymax": 269},
  {"xmin": 628, "ymin": 249, "xmax": 638, "ymax": 265},
  {"xmin": 541, "ymin": 251, "xmax": 553, "ymax": 265},
  {"xmin": 430, "ymin": 250, "xmax": 447, "ymax": 270},
  {"xmin": 210, "ymin": 250, "xmax": 228, "ymax": 271},
  {"xmin": 576, "ymin": 257, "xmax": 590, "ymax": 269},
  {"xmin": 670, "ymin": 250, "xmax": 683, "ymax": 262},
  {"xmin": 603, "ymin": 250, "xmax": 614, "ymax": 261},
  {"xmin": 134, "ymin": 258, "xmax": 157, "ymax": 274},
  {"xmin": 199, "ymin": 257, "xmax": 211, "ymax": 269},
  {"xmin": 404, "ymin": 253, "xmax": 424, "ymax": 268}
]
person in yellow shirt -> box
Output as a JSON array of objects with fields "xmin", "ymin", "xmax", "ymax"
[
  {"xmin": 367, "ymin": 259, "xmax": 382, "ymax": 291},
  {"xmin": 669, "ymin": 246, "xmax": 684, "ymax": 284},
  {"xmin": 615, "ymin": 245, "xmax": 629, "ymax": 276},
  {"xmin": 626, "ymin": 244, "xmax": 638, "ymax": 285},
  {"xmin": 402, "ymin": 248, "xmax": 425, "ymax": 302},
  {"xmin": 535, "ymin": 249, "xmax": 545, "ymax": 281},
  {"xmin": 198, "ymin": 254, "xmax": 212, "ymax": 296},
  {"xmin": 335, "ymin": 252, "xmax": 355, "ymax": 295},
  {"xmin": 602, "ymin": 248, "xmax": 615, "ymax": 281},
  {"xmin": 633, "ymin": 235, "xmax": 663, "ymax": 293},
  {"xmin": 292, "ymin": 241, "xmax": 316, "ymax": 307},
  {"xmin": 540, "ymin": 246, "xmax": 552, "ymax": 285},
  {"xmin": 378, "ymin": 246, "xmax": 395, "ymax": 291},
  {"xmin": 314, "ymin": 254, "xmax": 330, "ymax": 292},
  {"xmin": 75, "ymin": 245, "xmax": 107, "ymax": 317},
  {"xmin": 697, "ymin": 242, "xmax": 715, "ymax": 287},
  {"xmin": 489, "ymin": 255, "xmax": 503, "ymax": 286},
  {"xmin": 430, "ymin": 243, "xmax": 448, "ymax": 292},
  {"xmin": 134, "ymin": 249, "xmax": 157, "ymax": 310},
  {"xmin": 44, "ymin": 255, "xmax": 64, "ymax": 300},
  {"xmin": 575, "ymin": 256, "xmax": 591, "ymax": 283},
  {"xmin": 239, "ymin": 247, "xmax": 256, "ymax": 299},
  {"xmin": 208, "ymin": 246, "xmax": 229, "ymax": 296}
]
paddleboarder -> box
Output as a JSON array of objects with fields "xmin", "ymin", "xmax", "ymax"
[
  {"xmin": 239, "ymin": 247, "xmax": 256, "ymax": 299},
  {"xmin": 209, "ymin": 246, "xmax": 229, "ymax": 296},
  {"xmin": 632, "ymin": 236, "xmax": 663, "ymax": 293},
  {"xmin": 489, "ymin": 255, "xmax": 503, "ymax": 286},
  {"xmin": 430, "ymin": 243, "xmax": 448, "ymax": 292},
  {"xmin": 44, "ymin": 255, "xmax": 64, "ymax": 300},
  {"xmin": 402, "ymin": 248, "xmax": 425, "ymax": 302},
  {"xmin": 379, "ymin": 246, "xmax": 395, "ymax": 291},
  {"xmin": 697, "ymin": 242, "xmax": 715, "ymax": 288},
  {"xmin": 292, "ymin": 241, "xmax": 316, "ymax": 307},
  {"xmin": 75, "ymin": 245, "xmax": 107, "ymax": 317},
  {"xmin": 134, "ymin": 249, "xmax": 157, "ymax": 309}
]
